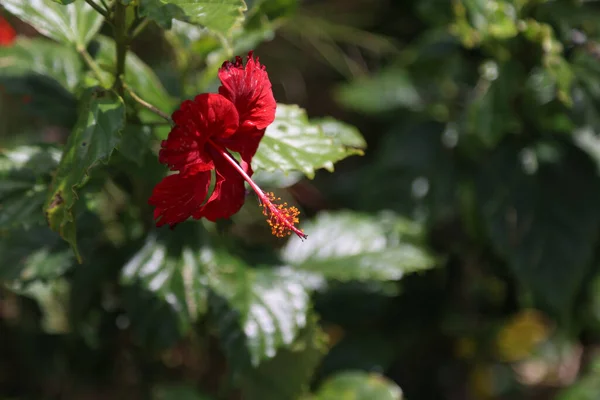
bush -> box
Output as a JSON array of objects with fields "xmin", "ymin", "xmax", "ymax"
[{"xmin": 3, "ymin": 0, "xmax": 600, "ymax": 399}]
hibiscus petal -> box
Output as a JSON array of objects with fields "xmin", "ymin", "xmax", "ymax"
[
  {"xmin": 217, "ymin": 127, "xmax": 266, "ymax": 170},
  {"xmin": 217, "ymin": 51, "xmax": 276, "ymax": 164},
  {"xmin": 158, "ymin": 125, "xmax": 214, "ymax": 173},
  {"xmin": 149, "ymin": 171, "xmax": 211, "ymax": 228},
  {"xmin": 193, "ymin": 147, "xmax": 246, "ymax": 222},
  {"xmin": 159, "ymin": 94, "xmax": 239, "ymax": 174}
]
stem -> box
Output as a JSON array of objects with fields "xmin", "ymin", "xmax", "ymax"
[
  {"xmin": 99, "ymin": 0, "xmax": 111, "ymax": 14},
  {"xmin": 130, "ymin": 18, "xmax": 151, "ymax": 39},
  {"xmin": 113, "ymin": 1, "xmax": 128, "ymax": 96},
  {"xmin": 78, "ymin": 47, "xmax": 110, "ymax": 87},
  {"xmin": 125, "ymin": 85, "xmax": 173, "ymax": 124},
  {"xmin": 132, "ymin": 121, "xmax": 172, "ymax": 127},
  {"xmin": 207, "ymin": 140, "xmax": 307, "ymax": 239},
  {"xmin": 213, "ymin": 143, "xmax": 263, "ymax": 197},
  {"xmin": 84, "ymin": 0, "xmax": 111, "ymax": 20}
]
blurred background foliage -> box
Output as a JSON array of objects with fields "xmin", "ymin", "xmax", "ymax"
[{"xmin": 4, "ymin": 0, "xmax": 600, "ymax": 399}]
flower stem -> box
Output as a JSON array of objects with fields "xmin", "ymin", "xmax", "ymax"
[
  {"xmin": 124, "ymin": 85, "xmax": 173, "ymax": 124},
  {"xmin": 130, "ymin": 18, "xmax": 151, "ymax": 39},
  {"xmin": 78, "ymin": 47, "xmax": 110, "ymax": 87},
  {"xmin": 113, "ymin": 1, "xmax": 128, "ymax": 97},
  {"xmin": 132, "ymin": 121, "xmax": 172, "ymax": 127},
  {"xmin": 208, "ymin": 140, "xmax": 307, "ymax": 239}
]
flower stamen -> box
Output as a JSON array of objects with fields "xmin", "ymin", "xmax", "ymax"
[
  {"xmin": 260, "ymin": 192, "xmax": 306, "ymax": 239},
  {"xmin": 208, "ymin": 140, "xmax": 307, "ymax": 240}
]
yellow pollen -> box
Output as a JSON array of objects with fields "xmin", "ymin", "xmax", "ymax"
[{"xmin": 260, "ymin": 192, "xmax": 305, "ymax": 238}]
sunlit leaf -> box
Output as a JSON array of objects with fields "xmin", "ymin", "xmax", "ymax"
[
  {"xmin": 0, "ymin": 146, "xmax": 61, "ymax": 229},
  {"xmin": 460, "ymin": 0, "xmax": 518, "ymax": 41},
  {"xmin": 314, "ymin": 117, "xmax": 368, "ymax": 150},
  {"xmin": 0, "ymin": 227, "xmax": 73, "ymax": 282},
  {"xmin": 3, "ymin": 0, "xmax": 104, "ymax": 47},
  {"xmin": 314, "ymin": 371, "xmax": 404, "ymax": 400},
  {"xmin": 253, "ymin": 105, "xmax": 365, "ymax": 179},
  {"xmin": 9, "ymin": 279, "xmax": 71, "ymax": 334},
  {"xmin": 240, "ymin": 315, "xmax": 327, "ymax": 400},
  {"xmin": 120, "ymin": 225, "xmax": 208, "ymax": 348},
  {"xmin": 282, "ymin": 211, "xmax": 436, "ymax": 282},
  {"xmin": 251, "ymin": 170, "xmax": 304, "ymax": 189},
  {"xmin": 205, "ymin": 248, "xmax": 311, "ymax": 365},
  {"xmin": 139, "ymin": 0, "xmax": 246, "ymax": 36},
  {"xmin": 0, "ymin": 38, "xmax": 82, "ymax": 93}
]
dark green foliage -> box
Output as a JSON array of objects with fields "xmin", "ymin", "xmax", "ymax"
[{"xmin": 4, "ymin": 0, "xmax": 600, "ymax": 399}]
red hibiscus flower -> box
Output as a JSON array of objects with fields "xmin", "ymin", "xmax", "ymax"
[
  {"xmin": 0, "ymin": 15, "xmax": 16, "ymax": 47},
  {"xmin": 149, "ymin": 52, "xmax": 306, "ymax": 239}
]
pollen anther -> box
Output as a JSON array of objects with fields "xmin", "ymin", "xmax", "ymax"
[{"xmin": 260, "ymin": 192, "xmax": 306, "ymax": 239}]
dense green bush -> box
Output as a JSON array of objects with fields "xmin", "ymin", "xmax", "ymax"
[{"xmin": 4, "ymin": 0, "xmax": 600, "ymax": 399}]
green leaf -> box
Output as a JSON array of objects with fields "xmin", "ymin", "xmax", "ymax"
[
  {"xmin": 0, "ymin": 227, "xmax": 74, "ymax": 282},
  {"xmin": 205, "ymin": 248, "xmax": 311, "ymax": 365},
  {"xmin": 573, "ymin": 51, "xmax": 600, "ymax": 131},
  {"xmin": 335, "ymin": 68, "xmax": 422, "ymax": 114},
  {"xmin": 314, "ymin": 117, "xmax": 368, "ymax": 150},
  {"xmin": 3, "ymin": 0, "xmax": 104, "ymax": 47},
  {"xmin": 0, "ymin": 75, "xmax": 77, "ymax": 127},
  {"xmin": 120, "ymin": 225, "xmax": 208, "ymax": 348},
  {"xmin": 240, "ymin": 315, "xmax": 327, "ymax": 400},
  {"xmin": 68, "ymin": 249, "xmax": 117, "ymax": 331},
  {"xmin": 139, "ymin": 0, "xmax": 247, "ymax": 36},
  {"xmin": 576, "ymin": 128, "xmax": 600, "ymax": 175},
  {"xmin": 281, "ymin": 211, "xmax": 436, "ymax": 282},
  {"xmin": 253, "ymin": 104, "xmax": 365, "ymax": 179},
  {"xmin": 94, "ymin": 36, "xmax": 176, "ymax": 119},
  {"xmin": 45, "ymin": 88, "xmax": 126, "ymax": 262},
  {"xmin": 252, "ymin": 170, "xmax": 304, "ymax": 189},
  {"xmin": 0, "ymin": 38, "xmax": 83, "ymax": 93},
  {"xmin": 466, "ymin": 0, "xmax": 518, "ymax": 40},
  {"xmin": 314, "ymin": 371, "xmax": 404, "ymax": 400},
  {"xmin": 51, "ymin": 0, "xmax": 77, "ymax": 4},
  {"xmin": 318, "ymin": 332, "xmax": 397, "ymax": 378},
  {"xmin": 250, "ymin": 0, "xmax": 297, "ymax": 20},
  {"xmin": 10, "ymin": 279, "xmax": 71, "ymax": 334},
  {"xmin": 0, "ymin": 38, "xmax": 80, "ymax": 125},
  {"xmin": 0, "ymin": 146, "xmax": 61, "ymax": 229},
  {"xmin": 0, "ymin": 39, "xmax": 78, "ymax": 125},
  {"xmin": 190, "ymin": 18, "xmax": 278, "ymax": 91},
  {"xmin": 451, "ymin": 0, "xmax": 518, "ymax": 46},
  {"xmin": 322, "ymin": 122, "xmax": 457, "ymax": 222},
  {"xmin": 465, "ymin": 61, "xmax": 522, "ymax": 148},
  {"xmin": 153, "ymin": 384, "xmax": 216, "ymax": 400},
  {"xmin": 477, "ymin": 140, "xmax": 600, "ymax": 316},
  {"xmin": 117, "ymin": 125, "xmax": 153, "ymax": 166}
]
